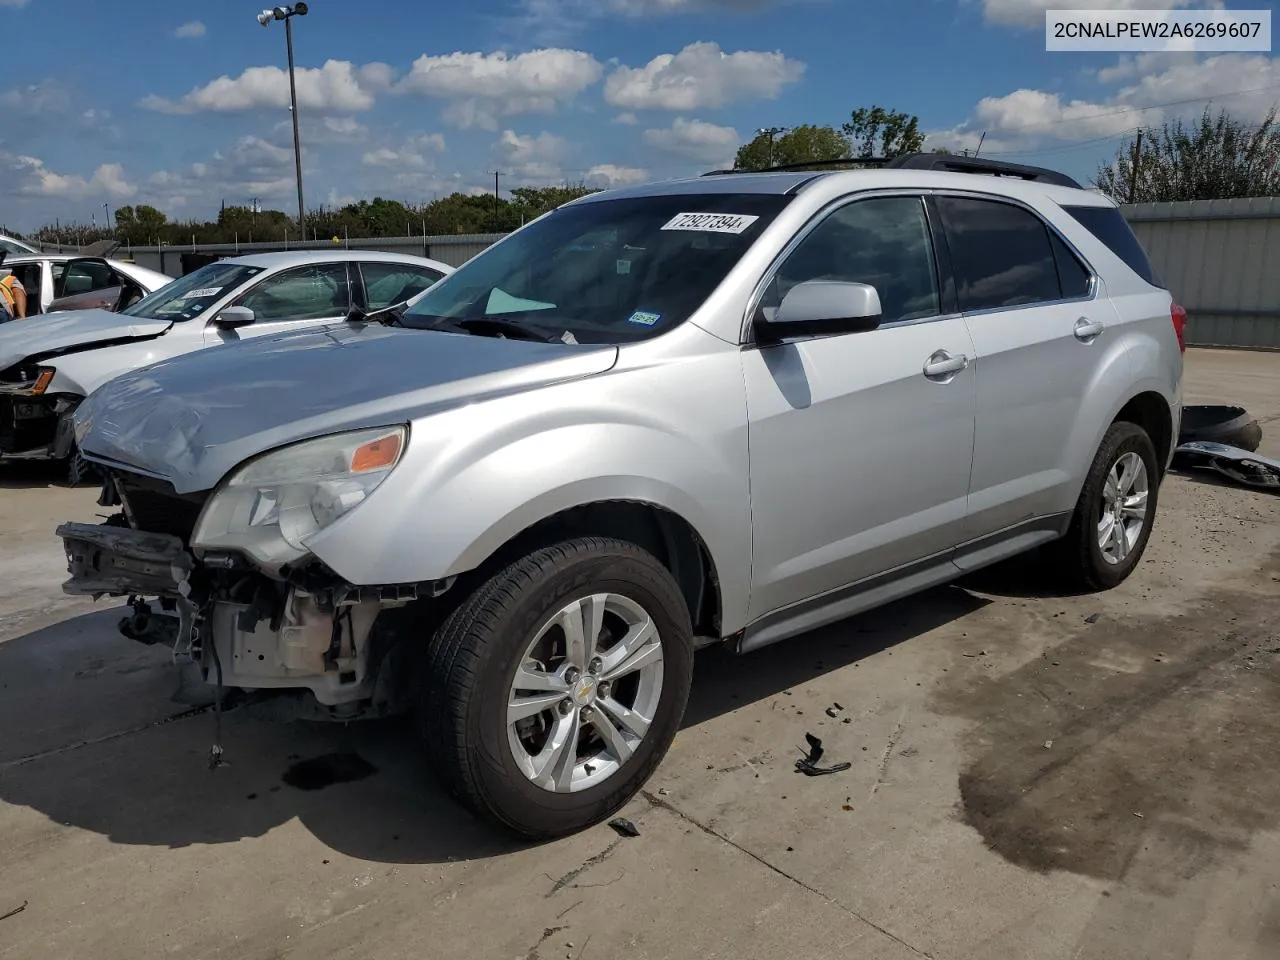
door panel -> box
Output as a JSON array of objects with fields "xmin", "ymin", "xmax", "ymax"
[
  {"xmin": 931, "ymin": 194, "xmax": 1117, "ymax": 539},
  {"xmin": 744, "ymin": 194, "xmax": 976, "ymax": 621},
  {"xmin": 211, "ymin": 262, "xmax": 351, "ymax": 343}
]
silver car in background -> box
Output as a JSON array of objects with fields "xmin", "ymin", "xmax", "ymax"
[{"xmin": 56, "ymin": 154, "xmax": 1183, "ymax": 840}]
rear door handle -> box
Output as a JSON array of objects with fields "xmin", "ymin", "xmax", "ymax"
[
  {"xmin": 923, "ymin": 350, "xmax": 969, "ymax": 380},
  {"xmin": 1074, "ymin": 317, "xmax": 1105, "ymax": 341}
]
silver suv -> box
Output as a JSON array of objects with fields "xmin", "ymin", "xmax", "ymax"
[{"xmin": 56, "ymin": 154, "xmax": 1184, "ymax": 839}]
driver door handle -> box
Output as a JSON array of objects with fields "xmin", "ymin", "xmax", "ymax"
[
  {"xmin": 1074, "ymin": 317, "xmax": 1105, "ymax": 341},
  {"xmin": 923, "ymin": 349, "xmax": 969, "ymax": 380}
]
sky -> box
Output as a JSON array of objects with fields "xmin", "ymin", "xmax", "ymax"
[{"xmin": 1, "ymin": 0, "xmax": 1277, "ymax": 231}]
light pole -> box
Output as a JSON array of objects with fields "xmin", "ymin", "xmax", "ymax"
[
  {"xmin": 757, "ymin": 126, "xmax": 788, "ymax": 168},
  {"xmin": 258, "ymin": 3, "xmax": 309, "ymax": 235}
]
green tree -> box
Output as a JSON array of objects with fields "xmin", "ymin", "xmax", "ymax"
[
  {"xmin": 1094, "ymin": 106, "xmax": 1280, "ymax": 203},
  {"xmin": 842, "ymin": 106, "xmax": 925, "ymax": 159},
  {"xmin": 734, "ymin": 124, "xmax": 852, "ymax": 170}
]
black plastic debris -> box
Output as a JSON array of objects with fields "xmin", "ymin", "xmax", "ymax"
[
  {"xmin": 1173, "ymin": 441, "xmax": 1279, "ymax": 491},
  {"xmin": 0, "ymin": 901, "xmax": 27, "ymax": 922},
  {"xmin": 607, "ymin": 817, "xmax": 640, "ymax": 838},
  {"xmin": 794, "ymin": 733, "xmax": 851, "ymax": 777},
  {"xmin": 1085, "ymin": 613, "xmax": 1100, "ymax": 624},
  {"xmin": 1178, "ymin": 404, "xmax": 1261, "ymax": 452}
]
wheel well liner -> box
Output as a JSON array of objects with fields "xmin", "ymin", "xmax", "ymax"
[{"xmin": 1113, "ymin": 391, "xmax": 1174, "ymax": 472}]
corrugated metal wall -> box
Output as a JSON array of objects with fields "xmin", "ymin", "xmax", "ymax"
[{"xmin": 1121, "ymin": 197, "xmax": 1280, "ymax": 350}]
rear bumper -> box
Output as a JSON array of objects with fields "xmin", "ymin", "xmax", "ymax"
[{"xmin": 55, "ymin": 520, "xmax": 194, "ymax": 599}]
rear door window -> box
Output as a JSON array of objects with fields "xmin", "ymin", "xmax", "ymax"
[
  {"xmin": 359, "ymin": 262, "xmax": 445, "ymax": 310},
  {"xmin": 934, "ymin": 196, "xmax": 1062, "ymax": 311}
]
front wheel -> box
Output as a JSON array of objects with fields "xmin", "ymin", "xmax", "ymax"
[
  {"xmin": 1050, "ymin": 421, "xmax": 1160, "ymax": 591},
  {"xmin": 416, "ymin": 537, "xmax": 694, "ymax": 839}
]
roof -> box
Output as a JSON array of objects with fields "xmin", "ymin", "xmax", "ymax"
[{"xmin": 220, "ymin": 249, "xmax": 453, "ymax": 270}]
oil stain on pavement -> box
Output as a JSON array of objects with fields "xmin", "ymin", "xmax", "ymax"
[{"xmin": 932, "ymin": 550, "xmax": 1280, "ymax": 890}]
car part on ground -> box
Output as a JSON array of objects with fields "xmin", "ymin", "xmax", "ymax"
[
  {"xmin": 54, "ymin": 153, "xmax": 1182, "ymax": 839},
  {"xmin": 1177, "ymin": 404, "xmax": 1262, "ymax": 453},
  {"xmin": 1172, "ymin": 441, "xmax": 1280, "ymax": 491},
  {"xmin": 0, "ymin": 250, "xmax": 451, "ymax": 475}
]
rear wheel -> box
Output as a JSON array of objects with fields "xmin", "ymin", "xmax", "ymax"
[
  {"xmin": 416, "ymin": 537, "xmax": 694, "ymax": 839},
  {"xmin": 1050, "ymin": 421, "xmax": 1160, "ymax": 591}
]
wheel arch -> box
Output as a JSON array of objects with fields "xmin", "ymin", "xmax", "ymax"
[
  {"xmin": 462, "ymin": 498, "xmax": 724, "ymax": 640},
  {"xmin": 1111, "ymin": 389, "xmax": 1174, "ymax": 476}
]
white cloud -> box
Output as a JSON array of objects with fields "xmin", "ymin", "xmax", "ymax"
[
  {"xmin": 585, "ymin": 163, "xmax": 650, "ymax": 186},
  {"xmin": 928, "ymin": 52, "xmax": 1280, "ymax": 155},
  {"xmin": 144, "ymin": 135, "xmax": 298, "ymax": 212},
  {"xmin": 643, "ymin": 117, "xmax": 740, "ymax": 165},
  {"xmin": 0, "ymin": 81, "xmax": 71, "ymax": 115},
  {"xmin": 495, "ymin": 129, "xmax": 570, "ymax": 179},
  {"xmin": 0, "ymin": 0, "xmax": 31, "ymax": 6},
  {"xmin": 1, "ymin": 153, "xmax": 136, "ymax": 200},
  {"xmin": 981, "ymin": 0, "xmax": 1207, "ymax": 28},
  {"xmin": 174, "ymin": 20, "xmax": 206, "ymax": 39},
  {"xmin": 614, "ymin": 112, "xmax": 639, "ymax": 125},
  {"xmin": 362, "ymin": 133, "xmax": 447, "ymax": 168},
  {"xmin": 604, "ymin": 41, "xmax": 804, "ymax": 111},
  {"xmin": 140, "ymin": 59, "xmax": 381, "ymax": 114},
  {"xmin": 396, "ymin": 49, "xmax": 603, "ymax": 130}
]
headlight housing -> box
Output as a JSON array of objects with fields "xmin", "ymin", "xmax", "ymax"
[{"xmin": 192, "ymin": 425, "xmax": 406, "ymax": 569}]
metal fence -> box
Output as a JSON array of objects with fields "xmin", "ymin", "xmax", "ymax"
[
  {"xmin": 33, "ymin": 196, "xmax": 1280, "ymax": 350},
  {"xmin": 112, "ymin": 233, "xmax": 506, "ymax": 277},
  {"xmin": 1121, "ymin": 197, "xmax": 1279, "ymax": 350}
]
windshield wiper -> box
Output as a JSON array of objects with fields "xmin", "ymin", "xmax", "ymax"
[{"xmin": 443, "ymin": 316, "xmax": 559, "ymax": 342}]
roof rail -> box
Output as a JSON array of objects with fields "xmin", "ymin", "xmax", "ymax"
[
  {"xmin": 702, "ymin": 153, "xmax": 1082, "ymax": 189},
  {"xmin": 701, "ymin": 157, "xmax": 891, "ymax": 176},
  {"xmin": 884, "ymin": 153, "xmax": 1082, "ymax": 189}
]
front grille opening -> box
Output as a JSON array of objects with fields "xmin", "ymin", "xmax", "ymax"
[{"xmin": 112, "ymin": 471, "xmax": 211, "ymax": 544}]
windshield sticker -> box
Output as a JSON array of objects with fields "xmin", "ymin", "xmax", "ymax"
[
  {"xmin": 182, "ymin": 287, "xmax": 224, "ymax": 299},
  {"xmin": 660, "ymin": 212, "xmax": 760, "ymax": 235},
  {"xmin": 626, "ymin": 310, "xmax": 662, "ymax": 327}
]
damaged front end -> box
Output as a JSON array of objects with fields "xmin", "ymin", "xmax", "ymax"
[
  {"xmin": 0, "ymin": 363, "xmax": 80, "ymax": 462},
  {"xmin": 56, "ymin": 460, "xmax": 446, "ymax": 721}
]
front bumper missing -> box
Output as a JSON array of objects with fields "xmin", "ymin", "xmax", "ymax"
[
  {"xmin": 56, "ymin": 521, "xmax": 194, "ymax": 599},
  {"xmin": 55, "ymin": 520, "xmax": 413, "ymax": 713},
  {"xmin": 0, "ymin": 393, "xmax": 80, "ymax": 460}
]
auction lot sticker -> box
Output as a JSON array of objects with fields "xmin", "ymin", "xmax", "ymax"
[{"xmin": 661, "ymin": 212, "xmax": 761, "ymax": 234}]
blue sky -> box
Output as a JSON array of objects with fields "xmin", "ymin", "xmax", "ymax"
[{"xmin": 1, "ymin": 0, "xmax": 1277, "ymax": 231}]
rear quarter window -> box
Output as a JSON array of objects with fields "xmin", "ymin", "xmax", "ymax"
[{"xmin": 1061, "ymin": 204, "xmax": 1161, "ymax": 288}]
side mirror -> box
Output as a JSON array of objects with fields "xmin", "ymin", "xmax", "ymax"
[
  {"xmin": 214, "ymin": 306, "xmax": 255, "ymax": 329},
  {"xmin": 756, "ymin": 280, "xmax": 883, "ymax": 342}
]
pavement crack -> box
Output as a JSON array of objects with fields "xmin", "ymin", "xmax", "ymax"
[
  {"xmin": 523, "ymin": 924, "xmax": 568, "ymax": 960},
  {"xmin": 869, "ymin": 705, "xmax": 908, "ymax": 800},
  {"xmin": 544, "ymin": 840, "xmax": 621, "ymax": 897},
  {"xmin": 641, "ymin": 791, "xmax": 934, "ymax": 959},
  {"xmin": 0, "ymin": 704, "xmax": 213, "ymax": 771}
]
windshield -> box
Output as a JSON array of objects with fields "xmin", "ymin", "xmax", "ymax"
[
  {"xmin": 122, "ymin": 261, "xmax": 264, "ymax": 322},
  {"xmin": 400, "ymin": 193, "xmax": 792, "ymax": 343}
]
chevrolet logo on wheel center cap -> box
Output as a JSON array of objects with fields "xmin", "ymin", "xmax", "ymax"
[{"xmin": 572, "ymin": 675, "xmax": 598, "ymax": 706}]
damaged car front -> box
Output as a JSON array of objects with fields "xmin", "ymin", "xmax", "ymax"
[
  {"xmin": 54, "ymin": 315, "xmax": 624, "ymax": 721},
  {"xmin": 0, "ymin": 318, "xmax": 169, "ymax": 469}
]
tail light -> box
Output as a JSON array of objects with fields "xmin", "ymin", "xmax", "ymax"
[{"xmin": 1170, "ymin": 302, "xmax": 1187, "ymax": 353}]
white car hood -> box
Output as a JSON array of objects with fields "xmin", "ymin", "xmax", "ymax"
[{"xmin": 0, "ymin": 309, "xmax": 171, "ymax": 371}]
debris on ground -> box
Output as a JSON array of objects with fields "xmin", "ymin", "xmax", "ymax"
[
  {"xmin": 1173, "ymin": 441, "xmax": 1279, "ymax": 491},
  {"xmin": 0, "ymin": 901, "xmax": 27, "ymax": 922},
  {"xmin": 825, "ymin": 705, "xmax": 841, "ymax": 718},
  {"xmin": 1044, "ymin": 740, "xmax": 1054, "ymax": 749},
  {"xmin": 1177, "ymin": 404, "xmax": 1262, "ymax": 452},
  {"xmin": 1085, "ymin": 613, "xmax": 1100, "ymax": 624},
  {"xmin": 607, "ymin": 817, "xmax": 640, "ymax": 838},
  {"xmin": 794, "ymin": 732, "xmax": 852, "ymax": 777}
]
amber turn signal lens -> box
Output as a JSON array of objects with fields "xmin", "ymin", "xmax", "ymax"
[
  {"xmin": 31, "ymin": 369, "xmax": 55, "ymax": 395},
  {"xmin": 350, "ymin": 432, "xmax": 403, "ymax": 473}
]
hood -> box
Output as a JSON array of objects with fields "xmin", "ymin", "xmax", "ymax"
[
  {"xmin": 75, "ymin": 322, "xmax": 619, "ymax": 493},
  {"xmin": 0, "ymin": 309, "xmax": 171, "ymax": 372}
]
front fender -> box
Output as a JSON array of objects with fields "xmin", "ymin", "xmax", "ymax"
[{"xmin": 305, "ymin": 350, "xmax": 753, "ymax": 632}]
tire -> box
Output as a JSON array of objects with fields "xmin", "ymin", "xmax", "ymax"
[
  {"xmin": 416, "ymin": 537, "xmax": 694, "ymax": 840},
  {"xmin": 66, "ymin": 447, "xmax": 98, "ymax": 487},
  {"xmin": 1050, "ymin": 421, "xmax": 1160, "ymax": 592}
]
